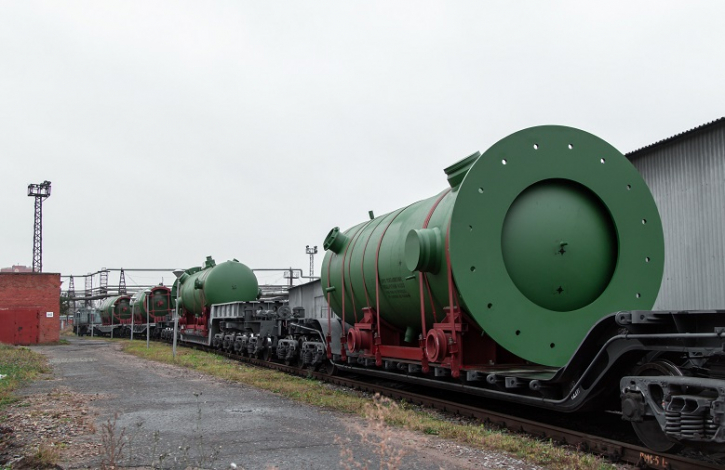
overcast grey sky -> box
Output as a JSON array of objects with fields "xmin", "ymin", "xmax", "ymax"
[{"xmin": 1, "ymin": 1, "xmax": 723, "ymax": 286}]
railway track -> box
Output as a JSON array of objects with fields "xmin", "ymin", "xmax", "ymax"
[{"xmin": 176, "ymin": 341, "xmax": 723, "ymax": 470}]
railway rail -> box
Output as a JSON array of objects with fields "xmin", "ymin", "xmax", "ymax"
[{"xmin": 176, "ymin": 340, "xmax": 722, "ymax": 470}]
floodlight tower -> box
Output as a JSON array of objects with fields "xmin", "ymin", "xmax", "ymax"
[
  {"xmin": 305, "ymin": 245, "xmax": 318, "ymax": 277},
  {"xmin": 27, "ymin": 181, "xmax": 51, "ymax": 272}
]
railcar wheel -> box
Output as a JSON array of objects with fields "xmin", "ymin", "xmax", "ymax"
[
  {"xmin": 630, "ymin": 360, "xmax": 683, "ymax": 453},
  {"xmin": 261, "ymin": 347, "xmax": 272, "ymax": 362},
  {"xmin": 319, "ymin": 361, "xmax": 338, "ymax": 376}
]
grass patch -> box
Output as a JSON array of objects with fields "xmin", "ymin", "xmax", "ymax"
[
  {"xmin": 122, "ymin": 341, "xmax": 616, "ymax": 470},
  {"xmin": 124, "ymin": 341, "xmax": 364, "ymax": 412},
  {"xmin": 0, "ymin": 343, "xmax": 50, "ymax": 408}
]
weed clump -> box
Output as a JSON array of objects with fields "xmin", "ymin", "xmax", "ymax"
[
  {"xmin": 338, "ymin": 394, "xmax": 407, "ymax": 470},
  {"xmin": 99, "ymin": 413, "xmax": 126, "ymax": 469},
  {"xmin": 19, "ymin": 442, "xmax": 61, "ymax": 468}
]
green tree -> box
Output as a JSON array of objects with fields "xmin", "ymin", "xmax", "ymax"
[{"xmin": 59, "ymin": 296, "xmax": 71, "ymax": 316}]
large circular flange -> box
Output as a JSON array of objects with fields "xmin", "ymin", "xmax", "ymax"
[{"xmin": 449, "ymin": 125, "xmax": 664, "ymax": 367}]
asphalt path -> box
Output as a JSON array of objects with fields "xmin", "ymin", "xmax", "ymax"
[{"xmin": 24, "ymin": 338, "xmax": 533, "ymax": 470}]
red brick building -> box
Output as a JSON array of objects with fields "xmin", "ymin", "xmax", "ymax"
[{"xmin": 0, "ymin": 273, "xmax": 61, "ymax": 345}]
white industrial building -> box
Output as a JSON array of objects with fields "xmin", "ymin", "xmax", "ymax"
[{"xmin": 627, "ymin": 118, "xmax": 725, "ymax": 310}]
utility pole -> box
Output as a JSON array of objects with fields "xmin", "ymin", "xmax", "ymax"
[
  {"xmin": 306, "ymin": 245, "xmax": 318, "ymax": 277},
  {"xmin": 119, "ymin": 269, "xmax": 127, "ymax": 294},
  {"xmin": 27, "ymin": 181, "xmax": 51, "ymax": 272}
]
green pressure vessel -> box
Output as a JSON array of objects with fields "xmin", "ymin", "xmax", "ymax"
[
  {"xmin": 321, "ymin": 126, "xmax": 665, "ymax": 367},
  {"xmin": 98, "ymin": 295, "xmax": 132, "ymax": 324},
  {"xmin": 174, "ymin": 256, "xmax": 259, "ymax": 315},
  {"xmin": 131, "ymin": 286, "xmax": 172, "ymax": 319}
]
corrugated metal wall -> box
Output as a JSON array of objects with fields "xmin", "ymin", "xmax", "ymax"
[{"xmin": 628, "ymin": 124, "xmax": 725, "ymax": 310}]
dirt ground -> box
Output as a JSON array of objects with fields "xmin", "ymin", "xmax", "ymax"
[{"xmin": 0, "ymin": 387, "xmax": 103, "ymax": 468}]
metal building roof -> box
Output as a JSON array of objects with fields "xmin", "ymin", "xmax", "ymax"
[{"xmin": 627, "ymin": 117, "xmax": 725, "ymax": 158}]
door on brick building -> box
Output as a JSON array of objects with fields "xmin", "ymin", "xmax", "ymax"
[{"xmin": 0, "ymin": 308, "xmax": 40, "ymax": 345}]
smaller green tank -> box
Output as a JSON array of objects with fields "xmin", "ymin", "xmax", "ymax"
[
  {"xmin": 131, "ymin": 286, "xmax": 172, "ymax": 320},
  {"xmin": 173, "ymin": 256, "xmax": 260, "ymax": 315},
  {"xmin": 98, "ymin": 295, "xmax": 132, "ymax": 324}
]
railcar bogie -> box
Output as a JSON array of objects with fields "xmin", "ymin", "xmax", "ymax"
[{"xmin": 202, "ymin": 300, "xmax": 339, "ymax": 370}]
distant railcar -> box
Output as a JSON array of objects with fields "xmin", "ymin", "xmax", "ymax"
[
  {"xmin": 97, "ymin": 295, "xmax": 132, "ymax": 325},
  {"xmin": 131, "ymin": 285, "xmax": 173, "ymax": 323},
  {"xmin": 72, "ymin": 308, "xmax": 101, "ymax": 336}
]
